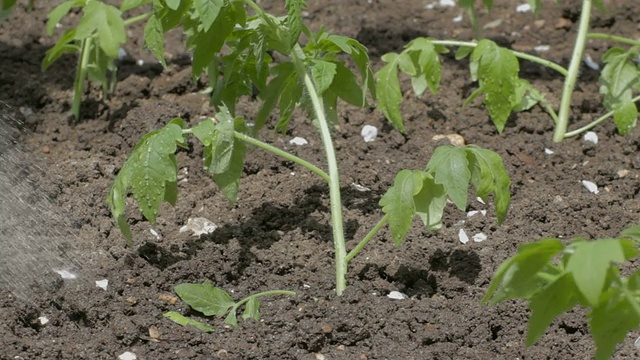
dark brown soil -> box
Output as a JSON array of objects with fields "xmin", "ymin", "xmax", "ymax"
[{"xmin": 1, "ymin": 1, "xmax": 640, "ymax": 359}]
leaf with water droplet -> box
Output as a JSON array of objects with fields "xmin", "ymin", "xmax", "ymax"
[{"xmin": 108, "ymin": 118, "xmax": 186, "ymax": 243}]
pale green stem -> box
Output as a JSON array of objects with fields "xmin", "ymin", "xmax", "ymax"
[
  {"xmin": 72, "ymin": 37, "xmax": 92, "ymax": 121},
  {"xmin": 431, "ymin": 40, "xmax": 568, "ymax": 77},
  {"xmin": 563, "ymin": 94, "xmax": 640, "ymax": 138},
  {"xmin": 233, "ymin": 131, "xmax": 330, "ymax": 182},
  {"xmin": 302, "ymin": 72, "xmax": 348, "ymax": 296},
  {"xmin": 345, "ymin": 215, "xmax": 389, "ymax": 264},
  {"xmin": 233, "ymin": 290, "xmax": 296, "ymax": 309},
  {"xmin": 553, "ymin": 0, "xmax": 592, "ymax": 142},
  {"xmin": 123, "ymin": 13, "xmax": 150, "ymax": 27},
  {"xmin": 587, "ymin": 33, "xmax": 640, "ymax": 47}
]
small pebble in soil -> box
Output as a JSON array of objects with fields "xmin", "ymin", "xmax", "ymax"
[
  {"xmin": 458, "ymin": 229, "xmax": 470, "ymax": 244},
  {"xmin": 361, "ymin": 125, "xmax": 378, "ymax": 142},
  {"xmin": 473, "ymin": 232, "xmax": 488, "ymax": 242},
  {"xmin": 351, "ymin": 183, "xmax": 370, "ymax": 192},
  {"xmin": 53, "ymin": 269, "xmax": 77, "ymax": 280},
  {"xmin": 534, "ymin": 45, "xmax": 550, "ymax": 52},
  {"xmin": 180, "ymin": 217, "xmax": 218, "ymax": 237},
  {"xmin": 38, "ymin": 316, "xmax": 49, "ymax": 325},
  {"xmin": 387, "ymin": 291, "xmax": 409, "ymax": 300},
  {"xmin": 516, "ymin": 3, "xmax": 532, "ymax": 12},
  {"xmin": 581, "ymin": 180, "xmax": 599, "ymax": 194},
  {"xmin": 149, "ymin": 228, "xmax": 161, "ymax": 240},
  {"xmin": 118, "ymin": 351, "xmax": 137, "ymax": 360},
  {"xmin": 583, "ymin": 54, "xmax": 600, "ymax": 70},
  {"xmin": 95, "ymin": 279, "xmax": 109, "ymax": 290},
  {"xmin": 544, "ymin": 148, "xmax": 555, "ymax": 155},
  {"xmin": 289, "ymin": 137, "xmax": 308, "ymax": 145},
  {"xmin": 582, "ymin": 131, "xmax": 598, "ymax": 144}
]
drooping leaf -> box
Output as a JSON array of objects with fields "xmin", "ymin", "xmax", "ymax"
[
  {"xmin": 565, "ymin": 239, "xmax": 637, "ymax": 305},
  {"xmin": 600, "ymin": 47, "xmax": 640, "ymax": 135},
  {"xmin": 174, "ymin": 282, "xmax": 235, "ymax": 317},
  {"xmin": 413, "ymin": 175, "xmax": 447, "ymax": 230},
  {"xmin": 482, "ymin": 238, "xmax": 565, "ymax": 304},
  {"xmin": 465, "ymin": 145, "xmax": 511, "ymax": 223},
  {"xmin": 590, "ymin": 291, "xmax": 640, "ymax": 360},
  {"xmin": 310, "ymin": 59, "xmax": 337, "ymax": 95},
  {"xmin": 379, "ymin": 170, "xmax": 425, "ymax": 245},
  {"xmin": 46, "ymin": 0, "xmax": 81, "ymax": 35},
  {"xmin": 144, "ymin": 14, "xmax": 166, "ymax": 66},
  {"xmin": 224, "ymin": 310, "xmax": 238, "ymax": 327},
  {"xmin": 470, "ymin": 39, "xmax": 521, "ymax": 133},
  {"xmin": 526, "ymin": 273, "xmax": 579, "ymax": 345},
  {"xmin": 255, "ymin": 62, "xmax": 297, "ymax": 132},
  {"xmin": 285, "ymin": 0, "xmax": 306, "ymax": 48},
  {"xmin": 426, "ymin": 146, "xmax": 471, "ymax": 211},
  {"xmin": 376, "ymin": 53, "xmax": 404, "ymax": 133},
  {"xmin": 242, "ymin": 297, "xmax": 261, "ymax": 321},
  {"xmin": 163, "ymin": 311, "xmax": 215, "ymax": 332},
  {"xmin": 194, "ymin": 0, "xmax": 224, "ymax": 32},
  {"xmin": 42, "ymin": 28, "xmax": 79, "ymax": 71}
]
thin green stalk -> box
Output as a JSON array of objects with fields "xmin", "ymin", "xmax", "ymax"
[
  {"xmin": 587, "ymin": 33, "xmax": 640, "ymax": 47},
  {"xmin": 123, "ymin": 13, "xmax": 150, "ymax": 27},
  {"xmin": 302, "ymin": 72, "xmax": 348, "ymax": 296},
  {"xmin": 563, "ymin": 94, "xmax": 640, "ymax": 138},
  {"xmin": 345, "ymin": 215, "xmax": 389, "ymax": 264},
  {"xmin": 72, "ymin": 37, "xmax": 92, "ymax": 121},
  {"xmin": 553, "ymin": 0, "xmax": 592, "ymax": 142},
  {"xmin": 233, "ymin": 131, "xmax": 330, "ymax": 182},
  {"xmin": 431, "ymin": 40, "xmax": 568, "ymax": 77},
  {"xmin": 233, "ymin": 290, "xmax": 296, "ymax": 309}
]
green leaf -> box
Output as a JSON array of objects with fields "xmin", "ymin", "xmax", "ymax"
[
  {"xmin": 426, "ymin": 146, "xmax": 471, "ymax": 211},
  {"xmin": 42, "ymin": 28, "xmax": 79, "ymax": 71},
  {"xmin": 329, "ymin": 61, "xmax": 366, "ymax": 107},
  {"xmin": 590, "ymin": 292, "xmax": 640, "ymax": 360},
  {"xmin": 512, "ymin": 79, "xmax": 540, "ymax": 112},
  {"xmin": 413, "ymin": 175, "xmax": 447, "ymax": 230},
  {"xmin": 165, "ymin": 0, "xmax": 180, "ymax": 10},
  {"xmin": 465, "ymin": 145, "xmax": 511, "ymax": 223},
  {"xmin": 242, "ymin": 297, "xmax": 261, "ymax": 321},
  {"xmin": 455, "ymin": 45, "xmax": 473, "ymax": 61},
  {"xmin": 376, "ymin": 53, "xmax": 404, "ymax": 133},
  {"xmin": 121, "ymin": 0, "xmax": 152, "ymax": 11},
  {"xmin": 224, "ymin": 310, "xmax": 238, "ymax": 327},
  {"xmin": 620, "ymin": 224, "xmax": 640, "ymax": 242},
  {"xmin": 194, "ymin": 0, "xmax": 224, "ymax": 32},
  {"xmin": 470, "ymin": 40, "xmax": 520, "ymax": 133},
  {"xmin": 565, "ymin": 239, "xmax": 637, "ymax": 305},
  {"xmin": 144, "ymin": 14, "xmax": 166, "ymax": 66},
  {"xmin": 379, "ymin": 170, "xmax": 425, "ymax": 245},
  {"xmin": 255, "ymin": 62, "xmax": 296, "ymax": 132},
  {"xmin": 401, "ymin": 37, "xmax": 444, "ymax": 95},
  {"xmin": 482, "ymin": 238, "xmax": 564, "ymax": 304},
  {"xmin": 163, "ymin": 311, "xmax": 215, "ymax": 332},
  {"xmin": 526, "ymin": 274, "xmax": 579, "ymax": 345},
  {"xmin": 310, "ymin": 59, "xmax": 337, "ymax": 95},
  {"xmin": 75, "ymin": 1, "xmax": 126, "ymax": 57},
  {"xmin": 285, "ymin": 0, "xmax": 306, "ymax": 48},
  {"xmin": 174, "ymin": 282, "xmax": 235, "ymax": 317},
  {"xmin": 46, "ymin": 0, "xmax": 81, "ymax": 35},
  {"xmin": 600, "ymin": 47, "xmax": 640, "ymax": 135},
  {"xmin": 187, "ymin": 4, "xmax": 235, "ymax": 77}
]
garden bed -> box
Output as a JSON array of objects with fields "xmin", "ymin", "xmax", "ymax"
[{"xmin": 1, "ymin": 0, "xmax": 639, "ymax": 359}]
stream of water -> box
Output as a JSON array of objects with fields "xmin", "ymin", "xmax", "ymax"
[{"xmin": 0, "ymin": 102, "xmax": 82, "ymax": 300}]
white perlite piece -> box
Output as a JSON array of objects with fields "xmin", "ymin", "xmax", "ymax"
[
  {"xmin": 118, "ymin": 352, "xmax": 137, "ymax": 360},
  {"xmin": 544, "ymin": 148, "xmax": 555, "ymax": 155},
  {"xmin": 360, "ymin": 125, "xmax": 378, "ymax": 142},
  {"xmin": 180, "ymin": 217, "xmax": 218, "ymax": 237},
  {"xmin": 582, "ymin": 180, "xmax": 599, "ymax": 194},
  {"xmin": 473, "ymin": 232, "xmax": 488, "ymax": 242},
  {"xmin": 54, "ymin": 269, "xmax": 77, "ymax": 280},
  {"xmin": 95, "ymin": 279, "xmax": 109, "ymax": 291},
  {"xmin": 350, "ymin": 183, "xmax": 370, "ymax": 192},
  {"xmin": 583, "ymin": 131, "xmax": 598, "ymax": 144},
  {"xmin": 516, "ymin": 3, "xmax": 531, "ymax": 12},
  {"xmin": 534, "ymin": 45, "xmax": 550, "ymax": 52},
  {"xmin": 458, "ymin": 229, "xmax": 470, "ymax": 244},
  {"xmin": 289, "ymin": 137, "xmax": 308, "ymax": 145},
  {"xmin": 583, "ymin": 54, "xmax": 600, "ymax": 70},
  {"xmin": 38, "ymin": 316, "xmax": 49, "ymax": 325},
  {"xmin": 149, "ymin": 228, "xmax": 161, "ymax": 240},
  {"xmin": 387, "ymin": 291, "xmax": 409, "ymax": 300}
]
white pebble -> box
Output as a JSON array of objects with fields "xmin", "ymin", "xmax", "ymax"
[
  {"xmin": 289, "ymin": 137, "xmax": 308, "ymax": 146},
  {"xmin": 458, "ymin": 229, "xmax": 470, "ymax": 244},
  {"xmin": 136, "ymin": 59, "xmax": 144, "ymax": 66},
  {"xmin": 149, "ymin": 228, "xmax": 161, "ymax": 240},
  {"xmin": 439, "ymin": 0, "xmax": 456, "ymax": 7},
  {"xmin": 544, "ymin": 148, "xmax": 555, "ymax": 155},
  {"xmin": 350, "ymin": 183, "xmax": 370, "ymax": 192},
  {"xmin": 38, "ymin": 316, "xmax": 49, "ymax": 325},
  {"xmin": 583, "ymin": 131, "xmax": 598, "ymax": 144},
  {"xmin": 452, "ymin": 14, "xmax": 463, "ymax": 23},
  {"xmin": 387, "ymin": 291, "xmax": 409, "ymax": 300},
  {"xmin": 516, "ymin": 3, "xmax": 531, "ymax": 12},
  {"xmin": 533, "ymin": 45, "xmax": 550, "ymax": 52},
  {"xmin": 118, "ymin": 352, "xmax": 137, "ymax": 360},
  {"xmin": 54, "ymin": 269, "xmax": 77, "ymax": 280},
  {"xmin": 95, "ymin": 279, "xmax": 109, "ymax": 291},
  {"xmin": 583, "ymin": 54, "xmax": 600, "ymax": 70},
  {"xmin": 476, "ymin": 197, "xmax": 485, "ymax": 205},
  {"xmin": 179, "ymin": 217, "xmax": 218, "ymax": 237},
  {"xmin": 472, "ymin": 232, "xmax": 488, "ymax": 242},
  {"xmin": 582, "ymin": 180, "xmax": 599, "ymax": 194},
  {"xmin": 360, "ymin": 125, "xmax": 378, "ymax": 142}
]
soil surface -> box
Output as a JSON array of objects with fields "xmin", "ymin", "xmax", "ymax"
[{"xmin": 1, "ymin": 1, "xmax": 640, "ymax": 359}]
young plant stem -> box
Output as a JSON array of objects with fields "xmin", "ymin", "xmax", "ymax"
[
  {"xmin": 233, "ymin": 290, "xmax": 296, "ymax": 309},
  {"xmin": 563, "ymin": 94, "xmax": 640, "ymax": 138},
  {"xmin": 587, "ymin": 33, "xmax": 640, "ymax": 47},
  {"xmin": 553, "ymin": 0, "xmax": 592, "ymax": 143},
  {"xmin": 345, "ymin": 215, "xmax": 389, "ymax": 263},
  {"xmin": 430, "ymin": 40, "xmax": 568, "ymax": 76},
  {"xmin": 302, "ymin": 71, "xmax": 349, "ymax": 296},
  {"xmin": 232, "ymin": 131, "xmax": 330, "ymax": 182},
  {"xmin": 72, "ymin": 37, "xmax": 92, "ymax": 121}
]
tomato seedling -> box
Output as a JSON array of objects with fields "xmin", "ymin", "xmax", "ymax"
[{"xmin": 377, "ymin": 0, "xmax": 640, "ymax": 142}]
